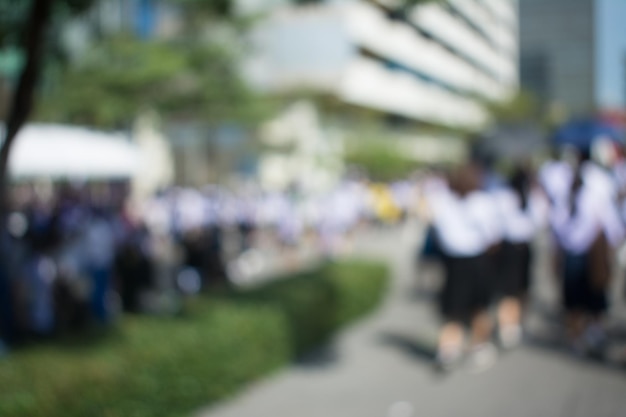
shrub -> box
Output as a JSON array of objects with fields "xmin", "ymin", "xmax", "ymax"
[
  {"xmin": 237, "ymin": 270, "xmax": 338, "ymax": 356},
  {"xmin": 0, "ymin": 259, "xmax": 389, "ymax": 417},
  {"xmin": 326, "ymin": 259, "xmax": 389, "ymax": 327},
  {"xmin": 0, "ymin": 300, "xmax": 290, "ymax": 417}
]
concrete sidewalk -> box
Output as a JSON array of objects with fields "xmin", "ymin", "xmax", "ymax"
[{"xmin": 196, "ymin": 222, "xmax": 626, "ymax": 417}]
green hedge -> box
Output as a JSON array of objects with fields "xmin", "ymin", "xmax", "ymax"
[
  {"xmin": 236, "ymin": 259, "xmax": 389, "ymax": 356},
  {"xmin": 0, "ymin": 259, "xmax": 389, "ymax": 417},
  {"xmin": 327, "ymin": 260, "xmax": 390, "ymax": 327},
  {"xmin": 237, "ymin": 270, "xmax": 337, "ymax": 355}
]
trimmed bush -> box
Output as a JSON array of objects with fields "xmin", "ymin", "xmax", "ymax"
[
  {"xmin": 326, "ymin": 259, "xmax": 389, "ymax": 327},
  {"xmin": 0, "ymin": 301, "xmax": 290, "ymax": 417},
  {"xmin": 0, "ymin": 259, "xmax": 389, "ymax": 417},
  {"xmin": 235, "ymin": 269, "xmax": 338, "ymax": 355},
  {"xmin": 237, "ymin": 259, "xmax": 390, "ymax": 356}
]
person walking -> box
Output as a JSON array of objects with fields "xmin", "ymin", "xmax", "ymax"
[
  {"xmin": 550, "ymin": 150, "xmax": 624, "ymax": 356},
  {"xmin": 493, "ymin": 164, "xmax": 547, "ymax": 348},
  {"xmin": 426, "ymin": 163, "xmax": 501, "ymax": 372}
]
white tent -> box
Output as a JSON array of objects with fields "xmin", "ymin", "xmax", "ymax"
[{"xmin": 0, "ymin": 124, "xmax": 141, "ymax": 179}]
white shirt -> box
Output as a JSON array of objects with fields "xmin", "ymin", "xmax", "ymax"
[
  {"xmin": 582, "ymin": 162, "xmax": 617, "ymax": 201},
  {"xmin": 495, "ymin": 188, "xmax": 548, "ymax": 244},
  {"xmin": 390, "ymin": 181, "xmax": 413, "ymax": 211},
  {"xmin": 143, "ymin": 197, "xmax": 171, "ymax": 236},
  {"xmin": 613, "ymin": 161, "xmax": 626, "ymax": 191},
  {"xmin": 542, "ymin": 160, "xmax": 617, "ymax": 203},
  {"xmin": 428, "ymin": 188, "xmax": 498, "ymax": 257},
  {"xmin": 176, "ymin": 190, "xmax": 205, "ymax": 232},
  {"xmin": 539, "ymin": 160, "xmax": 572, "ymax": 205},
  {"xmin": 550, "ymin": 185, "xmax": 624, "ymax": 254},
  {"xmin": 83, "ymin": 217, "xmax": 116, "ymax": 268}
]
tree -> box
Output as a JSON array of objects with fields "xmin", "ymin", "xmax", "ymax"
[
  {"xmin": 1, "ymin": 0, "xmax": 52, "ymax": 216},
  {"xmin": 34, "ymin": 0, "xmax": 272, "ymax": 129},
  {"xmin": 0, "ymin": 0, "xmax": 95, "ymax": 211},
  {"xmin": 0, "ymin": 0, "xmax": 256, "ymax": 342},
  {"xmin": 345, "ymin": 136, "xmax": 418, "ymax": 182},
  {"xmin": 36, "ymin": 35, "xmax": 269, "ymax": 129},
  {"xmin": 0, "ymin": 0, "xmax": 83, "ymax": 344},
  {"xmin": 483, "ymin": 90, "xmax": 541, "ymax": 126}
]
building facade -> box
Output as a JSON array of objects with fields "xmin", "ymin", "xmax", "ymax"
[
  {"xmin": 241, "ymin": 0, "xmax": 519, "ymax": 131},
  {"xmin": 236, "ymin": 0, "xmax": 519, "ymax": 190},
  {"xmin": 520, "ymin": 0, "xmax": 595, "ymax": 116},
  {"xmin": 622, "ymin": 51, "xmax": 626, "ymax": 108},
  {"xmin": 520, "ymin": 0, "xmax": 626, "ymax": 117}
]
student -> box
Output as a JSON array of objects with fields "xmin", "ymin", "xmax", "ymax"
[
  {"xmin": 539, "ymin": 147, "xmax": 574, "ymax": 207},
  {"xmin": 417, "ymin": 169, "xmax": 446, "ymax": 263},
  {"xmin": 82, "ymin": 207, "xmax": 116, "ymax": 324},
  {"xmin": 494, "ymin": 165, "xmax": 547, "ymax": 348},
  {"xmin": 426, "ymin": 164, "xmax": 500, "ymax": 372},
  {"xmin": 115, "ymin": 235, "xmax": 152, "ymax": 313},
  {"xmin": 550, "ymin": 152, "xmax": 624, "ymax": 356}
]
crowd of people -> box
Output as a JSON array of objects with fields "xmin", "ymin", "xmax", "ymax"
[
  {"xmin": 0, "ymin": 182, "xmax": 151, "ymax": 344},
  {"xmin": 6, "ymin": 132, "xmax": 625, "ymax": 370},
  {"xmin": 0, "ymin": 177, "xmax": 417, "ymax": 350},
  {"xmin": 419, "ymin": 139, "xmax": 626, "ymax": 372}
]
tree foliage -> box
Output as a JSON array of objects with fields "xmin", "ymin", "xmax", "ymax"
[
  {"xmin": 31, "ymin": 0, "xmax": 269, "ymax": 129},
  {"xmin": 484, "ymin": 90, "xmax": 540, "ymax": 125},
  {"xmin": 345, "ymin": 137, "xmax": 417, "ymax": 182},
  {"xmin": 36, "ymin": 35, "xmax": 267, "ymax": 128},
  {"xmin": 168, "ymin": 0, "xmax": 232, "ymax": 17},
  {"xmin": 0, "ymin": 0, "xmax": 93, "ymax": 48}
]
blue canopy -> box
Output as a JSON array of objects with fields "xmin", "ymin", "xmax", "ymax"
[{"xmin": 552, "ymin": 119, "xmax": 624, "ymax": 151}]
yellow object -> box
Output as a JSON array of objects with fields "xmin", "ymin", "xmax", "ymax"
[{"xmin": 369, "ymin": 184, "xmax": 401, "ymax": 223}]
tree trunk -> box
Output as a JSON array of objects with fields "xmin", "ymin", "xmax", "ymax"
[
  {"xmin": 0, "ymin": 0, "xmax": 54, "ymax": 214},
  {"xmin": 0, "ymin": 0, "xmax": 54, "ymax": 344}
]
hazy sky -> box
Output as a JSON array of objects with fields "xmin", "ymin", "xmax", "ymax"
[{"xmin": 597, "ymin": 0, "xmax": 626, "ymax": 109}]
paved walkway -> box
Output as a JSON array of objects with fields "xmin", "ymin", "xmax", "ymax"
[{"xmin": 197, "ymin": 222, "xmax": 626, "ymax": 417}]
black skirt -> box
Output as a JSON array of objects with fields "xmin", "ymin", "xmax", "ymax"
[
  {"xmin": 495, "ymin": 241, "xmax": 532, "ymax": 298},
  {"xmin": 562, "ymin": 251, "xmax": 607, "ymax": 314},
  {"xmin": 440, "ymin": 254, "xmax": 491, "ymax": 323}
]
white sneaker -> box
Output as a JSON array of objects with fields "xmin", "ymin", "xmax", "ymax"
[
  {"xmin": 499, "ymin": 326, "xmax": 522, "ymax": 350},
  {"xmin": 466, "ymin": 343, "xmax": 498, "ymax": 374},
  {"xmin": 435, "ymin": 346, "xmax": 463, "ymax": 372}
]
